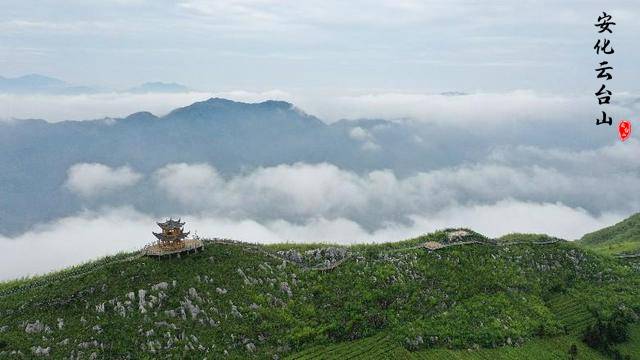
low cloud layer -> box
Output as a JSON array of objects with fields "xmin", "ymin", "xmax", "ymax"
[
  {"xmin": 2, "ymin": 90, "xmax": 633, "ymax": 126},
  {"xmin": 149, "ymin": 141, "xmax": 637, "ymax": 227},
  {"xmin": 0, "ymin": 132, "xmax": 632, "ymax": 280},
  {"xmin": 66, "ymin": 163, "xmax": 142, "ymax": 197}
]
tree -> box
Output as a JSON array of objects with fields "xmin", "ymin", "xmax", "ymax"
[{"xmin": 568, "ymin": 344, "xmax": 578, "ymax": 359}]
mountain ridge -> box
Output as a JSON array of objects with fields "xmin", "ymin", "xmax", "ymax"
[
  {"xmin": 578, "ymin": 213, "xmax": 640, "ymax": 256},
  {"xmin": 0, "ymin": 97, "xmax": 361, "ymax": 235},
  {"xmin": 0, "ymin": 228, "xmax": 638, "ymax": 358},
  {"xmin": 126, "ymin": 82, "xmax": 190, "ymax": 94}
]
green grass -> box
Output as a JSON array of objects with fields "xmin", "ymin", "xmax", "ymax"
[
  {"xmin": 578, "ymin": 213, "xmax": 640, "ymax": 256},
  {"xmin": 0, "ymin": 251, "xmax": 135, "ymax": 293},
  {"xmin": 0, "ymin": 230, "xmax": 639, "ymax": 358},
  {"xmin": 496, "ymin": 233, "xmax": 559, "ymax": 244},
  {"xmin": 583, "ymin": 241, "xmax": 640, "ymax": 257}
]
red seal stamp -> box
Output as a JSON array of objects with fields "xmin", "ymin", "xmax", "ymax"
[{"xmin": 619, "ymin": 120, "xmax": 631, "ymax": 141}]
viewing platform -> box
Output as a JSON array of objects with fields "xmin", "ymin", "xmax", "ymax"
[{"xmin": 143, "ymin": 239, "xmax": 204, "ymax": 258}]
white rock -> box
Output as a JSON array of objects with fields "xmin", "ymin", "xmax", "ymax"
[
  {"xmin": 78, "ymin": 340, "xmax": 99, "ymax": 349},
  {"xmin": 115, "ymin": 302, "xmax": 126, "ymax": 317},
  {"xmin": 181, "ymin": 298, "xmax": 201, "ymax": 319},
  {"xmin": 95, "ymin": 303, "xmax": 105, "ymax": 313},
  {"xmin": 152, "ymin": 282, "xmax": 169, "ymax": 291},
  {"xmin": 31, "ymin": 346, "xmax": 50, "ymax": 357},
  {"xmin": 25, "ymin": 321, "xmax": 44, "ymax": 334},
  {"xmin": 230, "ymin": 305, "xmax": 243, "ymax": 318},
  {"xmin": 138, "ymin": 289, "xmax": 147, "ymax": 313},
  {"xmin": 188, "ymin": 288, "xmax": 199, "ymax": 300},
  {"xmin": 280, "ymin": 282, "xmax": 292, "ymax": 298}
]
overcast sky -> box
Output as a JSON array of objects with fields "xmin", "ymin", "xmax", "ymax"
[{"xmin": 1, "ymin": 0, "xmax": 639, "ymax": 94}]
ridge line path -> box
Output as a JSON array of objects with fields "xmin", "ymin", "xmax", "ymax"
[
  {"xmin": 0, "ymin": 237, "xmax": 567, "ymax": 299},
  {"xmin": 387, "ymin": 239, "xmax": 563, "ymax": 253}
]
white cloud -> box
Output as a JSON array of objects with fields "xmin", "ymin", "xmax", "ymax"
[
  {"xmin": 151, "ymin": 157, "xmax": 636, "ymax": 233},
  {"xmin": 490, "ymin": 139, "xmax": 640, "ymax": 174},
  {"xmin": 1, "ymin": 90, "xmax": 624, "ymax": 125},
  {"xmin": 411, "ymin": 200, "xmax": 621, "ymax": 241},
  {"xmin": 0, "ymin": 207, "xmax": 153, "ymax": 281},
  {"xmin": 66, "ymin": 163, "xmax": 142, "ymax": 197},
  {"xmin": 154, "ymin": 162, "xmax": 367, "ymax": 216},
  {"xmin": 348, "ymin": 126, "xmax": 380, "ymax": 150},
  {"xmin": 310, "ymin": 90, "xmax": 601, "ymax": 125},
  {"xmin": 348, "ymin": 126, "xmax": 370, "ymax": 141}
]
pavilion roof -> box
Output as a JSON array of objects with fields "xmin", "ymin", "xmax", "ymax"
[
  {"xmin": 153, "ymin": 230, "xmax": 190, "ymax": 242},
  {"xmin": 157, "ymin": 218, "xmax": 185, "ymax": 230}
]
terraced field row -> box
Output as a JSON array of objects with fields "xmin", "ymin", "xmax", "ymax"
[
  {"xmin": 288, "ymin": 333, "xmax": 605, "ymax": 360},
  {"xmin": 412, "ymin": 336, "xmax": 604, "ymax": 359},
  {"xmin": 548, "ymin": 294, "xmax": 596, "ymax": 334},
  {"xmin": 288, "ymin": 333, "xmax": 401, "ymax": 359},
  {"xmin": 287, "ymin": 295, "xmax": 602, "ymax": 360}
]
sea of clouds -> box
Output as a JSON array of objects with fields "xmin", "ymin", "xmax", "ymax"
[
  {"xmin": 2, "ymin": 89, "xmax": 632, "ymax": 125},
  {"xmin": 0, "ymin": 90, "xmax": 637, "ymax": 280}
]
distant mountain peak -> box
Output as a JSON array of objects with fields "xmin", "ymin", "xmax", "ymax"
[
  {"xmin": 201, "ymin": 97, "xmax": 237, "ymax": 105},
  {"xmin": 0, "ymin": 73, "xmax": 66, "ymax": 88},
  {"xmin": 179, "ymin": 97, "xmax": 293, "ymax": 111},
  {"xmin": 160, "ymin": 97, "xmax": 324, "ymax": 128},
  {"xmin": 0, "ymin": 74, "xmax": 101, "ymax": 94},
  {"xmin": 440, "ymin": 91, "xmax": 468, "ymax": 96},
  {"xmin": 127, "ymin": 82, "xmax": 190, "ymax": 93},
  {"xmin": 18, "ymin": 73, "xmax": 65, "ymax": 81},
  {"xmin": 258, "ymin": 99, "xmax": 293, "ymax": 109},
  {"xmin": 123, "ymin": 111, "xmax": 159, "ymax": 122}
]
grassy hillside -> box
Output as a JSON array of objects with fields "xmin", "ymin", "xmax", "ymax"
[
  {"xmin": 578, "ymin": 213, "xmax": 640, "ymax": 256},
  {"xmin": 0, "ymin": 230, "xmax": 639, "ymax": 359}
]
